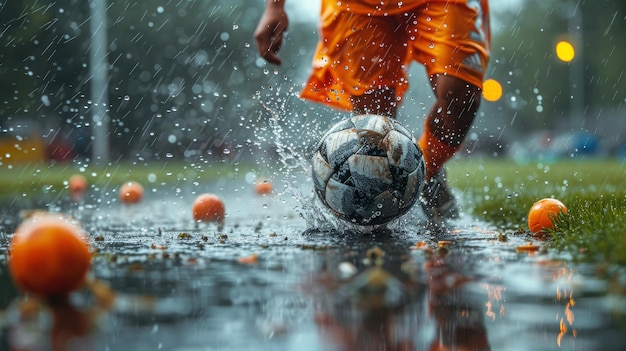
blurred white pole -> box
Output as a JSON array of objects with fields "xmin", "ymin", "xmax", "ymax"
[
  {"xmin": 559, "ymin": 3, "xmax": 585, "ymax": 129},
  {"xmin": 569, "ymin": 7, "xmax": 585, "ymax": 129},
  {"xmin": 89, "ymin": 0, "xmax": 110, "ymax": 164}
]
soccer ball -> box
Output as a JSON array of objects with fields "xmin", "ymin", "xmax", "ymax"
[{"xmin": 312, "ymin": 114, "xmax": 425, "ymax": 226}]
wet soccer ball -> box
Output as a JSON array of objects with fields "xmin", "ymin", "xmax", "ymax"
[{"xmin": 312, "ymin": 114, "xmax": 425, "ymax": 226}]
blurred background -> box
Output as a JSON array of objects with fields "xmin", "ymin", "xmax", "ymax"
[{"xmin": 0, "ymin": 0, "xmax": 624, "ymax": 166}]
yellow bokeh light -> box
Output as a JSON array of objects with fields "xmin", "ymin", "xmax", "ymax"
[
  {"xmin": 482, "ymin": 78, "xmax": 502, "ymax": 102},
  {"xmin": 556, "ymin": 41, "xmax": 575, "ymax": 62}
]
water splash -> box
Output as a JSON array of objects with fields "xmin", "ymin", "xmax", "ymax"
[
  {"xmin": 254, "ymin": 87, "xmax": 349, "ymax": 230},
  {"xmin": 254, "ymin": 88, "xmax": 430, "ymax": 233}
]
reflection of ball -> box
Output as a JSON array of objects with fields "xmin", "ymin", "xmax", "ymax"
[
  {"xmin": 10, "ymin": 213, "xmax": 91, "ymax": 297},
  {"xmin": 528, "ymin": 198, "xmax": 568, "ymax": 234},
  {"xmin": 312, "ymin": 114, "xmax": 425, "ymax": 226}
]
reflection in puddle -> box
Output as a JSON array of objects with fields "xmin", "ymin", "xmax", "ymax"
[
  {"xmin": 4, "ymin": 280, "xmax": 115, "ymax": 351},
  {"xmin": 0, "ymin": 194, "xmax": 625, "ymax": 350},
  {"xmin": 304, "ymin": 237, "xmax": 491, "ymax": 350},
  {"xmin": 555, "ymin": 263, "xmax": 577, "ymax": 347}
]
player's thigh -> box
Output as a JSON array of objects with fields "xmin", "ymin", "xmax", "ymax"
[
  {"xmin": 322, "ymin": 12, "xmax": 409, "ymax": 91},
  {"xmin": 406, "ymin": 1, "xmax": 490, "ymax": 89}
]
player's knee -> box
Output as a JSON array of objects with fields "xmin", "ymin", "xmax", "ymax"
[{"xmin": 434, "ymin": 76, "xmax": 480, "ymax": 105}]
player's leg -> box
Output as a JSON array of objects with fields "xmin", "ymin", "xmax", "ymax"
[
  {"xmin": 408, "ymin": 1, "xmax": 490, "ymax": 221},
  {"xmin": 420, "ymin": 75, "xmax": 481, "ymax": 180},
  {"xmin": 351, "ymin": 88, "xmax": 398, "ymax": 118},
  {"xmin": 344, "ymin": 15, "xmax": 407, "ymax": 118},
  {"xmin": 418, "ymin": 75, "xmax": 481, "ymax": 221},
  {"xmin": 300, "ymin": 8, "xmax": 409, "ymax": 115}
]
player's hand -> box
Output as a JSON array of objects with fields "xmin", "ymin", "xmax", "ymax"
[{"xmin": 254, "ymin": 5, "xmax": 288, "ymax": 65}]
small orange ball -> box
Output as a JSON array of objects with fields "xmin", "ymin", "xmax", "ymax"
[
  {"xmin": 9, "ymin": 213, "xmax": 91, "ymax": 297},
  {"xmin": 528, "ymin": 198, "xmax": 568, "ymax": 234},
  {"xmin": 192, "ymin": 193, "xmax": 225, "ymax": 222},
  {"xmin": 255, "ymin": 180, "xmax": 273, "ymax": 195},
  {"xmin": 68, "ymin": 174, "xmax": 88, "ymax": 200},
  {"xmin": 119, "ymin": 181, "xmax": 143, "ymax": 204}
]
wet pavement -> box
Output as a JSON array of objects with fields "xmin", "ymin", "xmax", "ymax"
[{"xmin": 0, "ymin": 177, "xmax": 625, "ymax": 350}]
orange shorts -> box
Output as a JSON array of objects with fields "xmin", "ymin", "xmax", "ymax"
[{"xmin": 300, "ymin": 0, "xmax": 491, "ymax": 111}]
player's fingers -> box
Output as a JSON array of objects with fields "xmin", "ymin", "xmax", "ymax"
[
  {"xmin": 267, "ymin": 33, "xmax": 284, "ymax": 62},
  {"xmin": 254, "ymin": 32, "xmax": 282, "ymax": 65},
  {"xmin": 263, "ymin": 51, "xmax": 282, "ymax": 65},
  {"xmin": 260, "ymin": 43, "xmax": 282, "ymax": 65},
  {"xmin": 253, "ymin": 30, "xmax": 269, "ymax": 54}
]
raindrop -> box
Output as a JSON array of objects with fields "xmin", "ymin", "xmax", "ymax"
[
  {"xmin": 338, "ymin": 262, "xmax": 357, "ymax": 278},
  {"xmin": 282, "ymin": 157, "xmax": 298, "ymax": 168}
]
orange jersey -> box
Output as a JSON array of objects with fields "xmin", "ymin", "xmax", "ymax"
[
  {"xmin": 301, "ymin": 0, "xmax": 491, "ymax": 111},
  {"xmin": 322, "ymin": 0, "xmax": 469, "ymax": 18}
]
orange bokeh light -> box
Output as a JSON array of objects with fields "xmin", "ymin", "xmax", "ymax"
[
  {"xmin": 556, "ymin": 41, "xmax": 575, "ymax": 62},
  {"xmin": 482, "ymin": 78, "xmax": 503, "ymax": 102}
]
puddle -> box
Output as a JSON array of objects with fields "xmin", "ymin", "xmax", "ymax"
[{"xmin": 0, "ymin": 180, "xmax": 624, "ymax": 350}]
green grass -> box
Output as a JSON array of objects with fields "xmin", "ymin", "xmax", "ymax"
[
  {"xmin": 2, "ymin": 158, "xmax": 625, "ymax": 266},
  {"xmin": 0, "ymin": 160, "xmax": 255, "ymax": 201},
  {"xmin": 448, "ymin": 158, "xmax": 626, "ymax": 265}
]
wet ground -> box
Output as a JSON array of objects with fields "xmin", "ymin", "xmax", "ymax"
[{"xmin": 0, "ymin": 177, "xmax": 625, "ymax": 350}]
